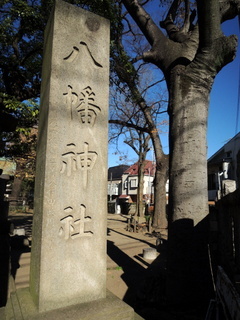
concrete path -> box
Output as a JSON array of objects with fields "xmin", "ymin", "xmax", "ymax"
[
  {"xmin": 106, "ymin": 214, "xmax": 161, "ymax": 302},
  {"xmin": 7, "ymin": 213, "xmax": 166, "ymax": 317},
  {"xmin": 6, "ymin": 212, "xmax": 206, "ymax": 319},
  {"xmin": 9, "ymin": 213, "xmax": 160, "ymax": 295}
]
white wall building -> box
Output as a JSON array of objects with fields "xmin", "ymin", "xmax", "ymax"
[{"xmin": 208, "ymin": 132, "xmax": 240, "ymax": 200}]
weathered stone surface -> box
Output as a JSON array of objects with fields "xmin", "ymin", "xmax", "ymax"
[
  {"xmin": 0, "ymin": 2, "xmax": 143, "ymax": 319},
  {"xmin": 30, "ymin": 0, "xmax": 109, "ymax": 313},
  {"xmin": 143, "ymin": 248, "xmax": 157, "ymax": 260},
  {"xmin": 4, "ymin": 288, "xmax": 142, "ymax": 320}
]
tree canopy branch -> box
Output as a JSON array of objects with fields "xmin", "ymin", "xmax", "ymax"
[
  {"xmin": 197, "ymin": 0, "xmax": 222, "ymax": 47},
  {"xmin": 121, "ymin": 0, "xmax": 167, "ymax": 48},
  {"xmin": 109, "ymin": 119, "xmax": 150, "ymax": 133},
  {"xmin": 220, "ymin": 0, "xmax": 240, "ymax": 23}
]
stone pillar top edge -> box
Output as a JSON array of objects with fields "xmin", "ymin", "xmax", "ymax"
[{"xmin": 54, "ymin": 0, "xmax": 110, "ymax": 25}]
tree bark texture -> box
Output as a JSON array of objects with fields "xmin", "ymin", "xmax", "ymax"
[
  {"xmin": 137, "ymin": 155, "xmax": 145, "ymax": 217},
  {"xmin": 152, "ymin": 155, "xmax": 168, "ymax": 230},
  {"xmin": 122, "ymin": 0, "xmax": 239, "ymax": 310},
  {"xmin": 168, "ymin": 66, "xmax": 210, "ymax": 226},
  {"xmin": 141, "ymin": 101, "xmax": 169, "ymax": 230},
  {"xmin": 165, "ymin": 30, "xmax": 237, "ymax": 306},
  {"xmin": 166, "ymin": 64, "xmax": 214, "ymax": 309}
]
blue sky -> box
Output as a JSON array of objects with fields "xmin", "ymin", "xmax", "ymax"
[
  {"xmin": 108, "ymin": 15, "xmax": 240, "ymax": 168},
  {"xmin": 208, "ymin": 17, "xmax": 240, "ymax": 158}
]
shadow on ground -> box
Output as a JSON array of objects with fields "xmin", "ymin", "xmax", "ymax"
[
  {"xmin": 0, "ymin": 213, "xmax": 32, "ymax": 307},
  {"xmin": 107, "ymin": 227, "xmax": 173, "ymax": 320},
  {"xmin": 2, "ymin": 213, "xmax": 212, "ymax": 319},
  {"xmin": 8, "ymin": 214, "xmax": 32, "ymax": 280},
  {"xmin": 0, "ymin": 221, "xmax": 10, "ymax": 307},
  {"xmin": 107, "ymin": 223, "xmax": 210, "ymax": 320}
]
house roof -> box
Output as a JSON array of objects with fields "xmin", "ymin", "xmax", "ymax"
[
  {"xmin": 108, "ymin": 165, "xmax": 129, "ymax": 180},
  {"xmin": 119, "ymin": 195, "xmax": 130, "ymax": 199},
  {"xmin": 124, "ymin": 160, "xmax": 155, "ymax": 176},
  {"xmin": 208, "ymin": 132, "xmax": 240, "ymax": 164}
]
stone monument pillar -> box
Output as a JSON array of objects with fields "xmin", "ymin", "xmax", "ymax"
[
  {"xmin": 2, "ymin": 1, "xmax": 141, "ymax": 319},
  {"xmin": 30, "ymin": 0, "xmax": 109, "ymax": 312}
]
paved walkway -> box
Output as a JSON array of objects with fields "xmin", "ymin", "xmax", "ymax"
[
  {"xmin": 6, "ymin": 211, "xmax": 207, "ymax": 319},
  {"xmin": 7, "ymin": 212, "xmax": 170, "ymax": 319},
  {"xmin": 106, "ymin": 214, "xmax": 164, "ymax": 302},
  {"xmin": 9, "ymin": 213, "xmax": 160, "ymax": 292}
]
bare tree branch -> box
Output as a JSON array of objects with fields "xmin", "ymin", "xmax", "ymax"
[
  {"xmin": 220, "ymin": 0, "xmax": 240, "ymax": 22},
  {"xmin": 197, "ymin": 0, "xmax": 222, "ymax": 47},
  {"xmin": 122, "ymin": 0, "xmax": 167, "ymax": 48},
  {"xmin": 109, "ymin": 119, "xmax": 150, "ymax": 133}
]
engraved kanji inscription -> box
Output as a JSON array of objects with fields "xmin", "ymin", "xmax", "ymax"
[
  {"xmin": 76, "ymin": 86, "xmax": 101, "ymax": 126},
  {"xmin": 60, "ymin": 142, "xmax": 97, "ymax": 187},
  {"xmin": 63, "ymin": 85, "xmax": 101, "ymax": 125},
  {"xmin": 77, "ymin": 142, "xmax": 98, "ymax": 187},
  {"xmin": 63, "ymin": 46, "xmax": 79, "ymax": 63},
  {"xmin": 63, "ymin": 85, "xmax": 78, "ymax": 120},
  {"xmin": 63, "ymin": 41, "xmax": 103, "ymax": 68},
  {"xmin": 60, "ymin": 143, "xmax": 77, "ymax": 177},
  {"xmin": 59, "ymin": 205, "xmax": 93, "ymax": 240},
  {"xmin": 79, "ymin": 41, "xmax": 103, "ymax": 67}
]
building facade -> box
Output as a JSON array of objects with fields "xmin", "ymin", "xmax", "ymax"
[
  {"xmin": 107, "ymin": 165, "xmax": 129, "ymax": 201},
  {"xmin": 208, "ymin": 132, "xmax": 240, "ymax": 200},
  {"xmin": 121, "ymin": 161, "xmax": 155, "ymax": 204}
]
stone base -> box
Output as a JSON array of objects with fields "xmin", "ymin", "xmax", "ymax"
[{"xmin": 2, "ymin": 288, "xmax": 143, "ymax": 320}]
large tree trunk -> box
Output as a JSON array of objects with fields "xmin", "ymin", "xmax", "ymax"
[
  {"xmin": 166, "ymin": 65, "xmax": 214, "ymax": 310},
  {"xmin": 142, "ymin": 105, "xmax": 169, "ymax": 230},
  {"xmin": 137, "ymin": 155, "xmax": 145, "ymax": 217},
  {"xmin": 152, "ymin": 154, "xmax": 168, "ymax": 231},
  {"xmin": 168, "ymin": 66, "xmax": 210, "ymax": 225},
  {"xmin": 121, "ymin": 0, "xmax": 239, "ymax": 311}
]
